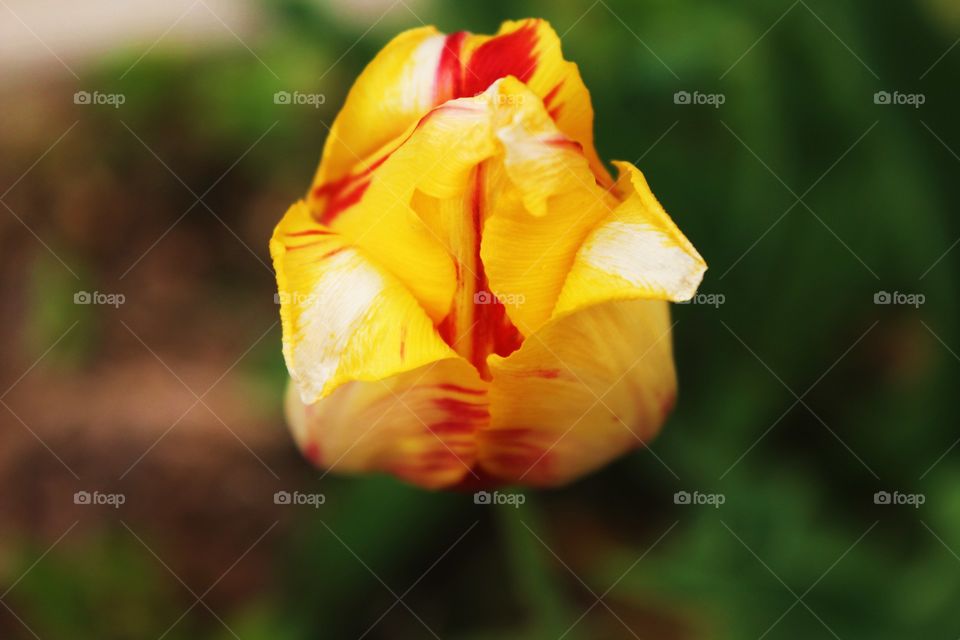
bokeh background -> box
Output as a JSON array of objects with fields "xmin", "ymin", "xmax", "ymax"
[{"xmin": 2, "ymin": 0, "xmax": 959, "ymax": 638}]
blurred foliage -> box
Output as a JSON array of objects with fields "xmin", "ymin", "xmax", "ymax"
[{"xmin": 4, "ymin": 0, "xmax": 960, "ymax": 638}]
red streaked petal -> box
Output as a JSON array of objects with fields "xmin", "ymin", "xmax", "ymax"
[
  {"xmin": 480, "ymin": 300, "xmax": 677, "ymax": 486},
  {"xmin": 436, "ymin": 31, "xmax": 468, "ymax": 102},
  {"xmin": 461, "ymin": 20, "xmax": 539, "ymax": 97},
  {"xmin": 286, "ymin": 359, "xmax": 488, "ymax": 489},
  {"xmin": 270, "ymin": 201, "xmax": 460, "ymax": 402}
]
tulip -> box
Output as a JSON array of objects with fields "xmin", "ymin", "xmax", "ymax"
[{"xmin": 270, "ymin": 18, "xmax": 706, "ymax": 489}]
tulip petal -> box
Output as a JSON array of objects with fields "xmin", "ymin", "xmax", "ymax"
[
  {"xmin": 315, "ymin": 26, "xmax": 449, "ymax": 185},
  {"xmin": 553, "ymin": 161, "xmax": 707, "ymax": 318},
  {"xmin": 460, "ymin": 19, "xmax": 611, "ymax": 184},
  {"xmin": 479, "ymin": 78, "xmax": 618, "ymax": 334},
  {"xmin": 481, "ymin": 299, "xmax": 676, "ymax": 486},
  {"xmin": 309, "ymin": 100, "xmax": 499, "ymax": 323},
  {"xmin": 286, "ymin": 358, "xmax": 488, "ymax": 489},
  {"xmin": 270, "ymin": 201, "xmax": 460, "ymax": 402}
]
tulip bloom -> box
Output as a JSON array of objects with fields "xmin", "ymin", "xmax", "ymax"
[{"xmin": 271, "ymin": 19, "xmax": 705, "ymax": 489}]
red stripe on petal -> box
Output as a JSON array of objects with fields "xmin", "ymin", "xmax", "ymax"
[
  {"xmin": 314, "ymin": 180, "xmax": 371, "ymax": 225},
  {"xmin": 311, "ymin": 101, "xmax": 486, "ymax": 226},
  {"xmin": 543, "ymin": 79, "xmax": 566, "ymax": 120},
  {"xmin": 303, "ymin": 441, "xmax": 323, "ymax": 465},
  {"xmin": 310, "ymin": 144, "xmax": 400, "ymax": 224},
  {"xmin": 542, "ymin": 80, "xmax": 564, "ymax": 110},
  {"xmin": 284, "ymin": 241, "xmax": 324, "ymax": 252},
  {"xmin": 528, "ymin": 368, "xmax": 562, "ymax": 379},
  {"xmin": 462, "ymin": 22, "xmax": 539, "ymax": 97},
  {"xmin": 471, "ymin": 167, "xmax": 523, "ymax": 375},
  {"xmin": 432, "ymin": 397, "xmax": 489, "ymax": 420},
  {"xmin": 544, "ymin": 136, "xmax": 583, "ymax": 153},
  {"xmin": 436, "ymin": 31, "xmax": 468, "ymax": 102}
]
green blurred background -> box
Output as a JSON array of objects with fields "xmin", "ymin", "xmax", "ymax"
[{"xmin": 1, "ymin": 0, "xmax": 959, "ymax": 637}]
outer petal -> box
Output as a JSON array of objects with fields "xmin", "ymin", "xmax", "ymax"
[
  {"xmin": 286, "ymin": 359, "xmax": 488, "ymax": 490},
  {"xmin": 553, "ymin": 161, "xmax": 707, "ymax": 317},
  {"xmin": 274, "ymin": 200, "xmax": 494, "ymax": 490},
  {"xmin": 270, "ymin": 200, "xmax": 459, "ymax": 402},
  {"xmin": 480, "ymin": 300, "xmax": 676, "ymax": 486},
  {"xmin": 314, "ymin": 26, "xmax": 449, "ymax": 185},
  {"xmin": 480, "ymin": 166, "xmax": 615, "ymax": 336}
]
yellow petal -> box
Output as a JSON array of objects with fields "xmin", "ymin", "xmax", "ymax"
[
  {"xmin": 481, "ymin": 299, "xmax": 676, "ymax": 486},
  {"xmin": 286, "ymin": 359, "xmax": 488, "ymax": 489},
  {"xmin": 409, "ymin": 161, "xmax": 518, "ymax": 378},
  {"xmin": 479, "ymin": 77, "xmax": 618, "ymax": 335},
  {"xmin": 308, "ymin": 101, "xmax": 498, "ymax": 322},
  {"xmin": 315, "ymin": 25, "xmax": 448, "ymax": 186},
  {"xmin": 553, "ymin": 161, "xmax": 707, "ymax": 318},
  {"xmin": 270, "ymin": 200, "xmax": 459, "ymax": 402}
]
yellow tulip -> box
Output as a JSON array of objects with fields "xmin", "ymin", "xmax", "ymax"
[{"xmin": 270, "ymin": 18, "xmax": 706, "ymax": 489}]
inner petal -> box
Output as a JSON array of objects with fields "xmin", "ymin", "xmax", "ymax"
[{"xmin": 411, "ymin": 162, "xmax": 522, "ymax": 379}]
